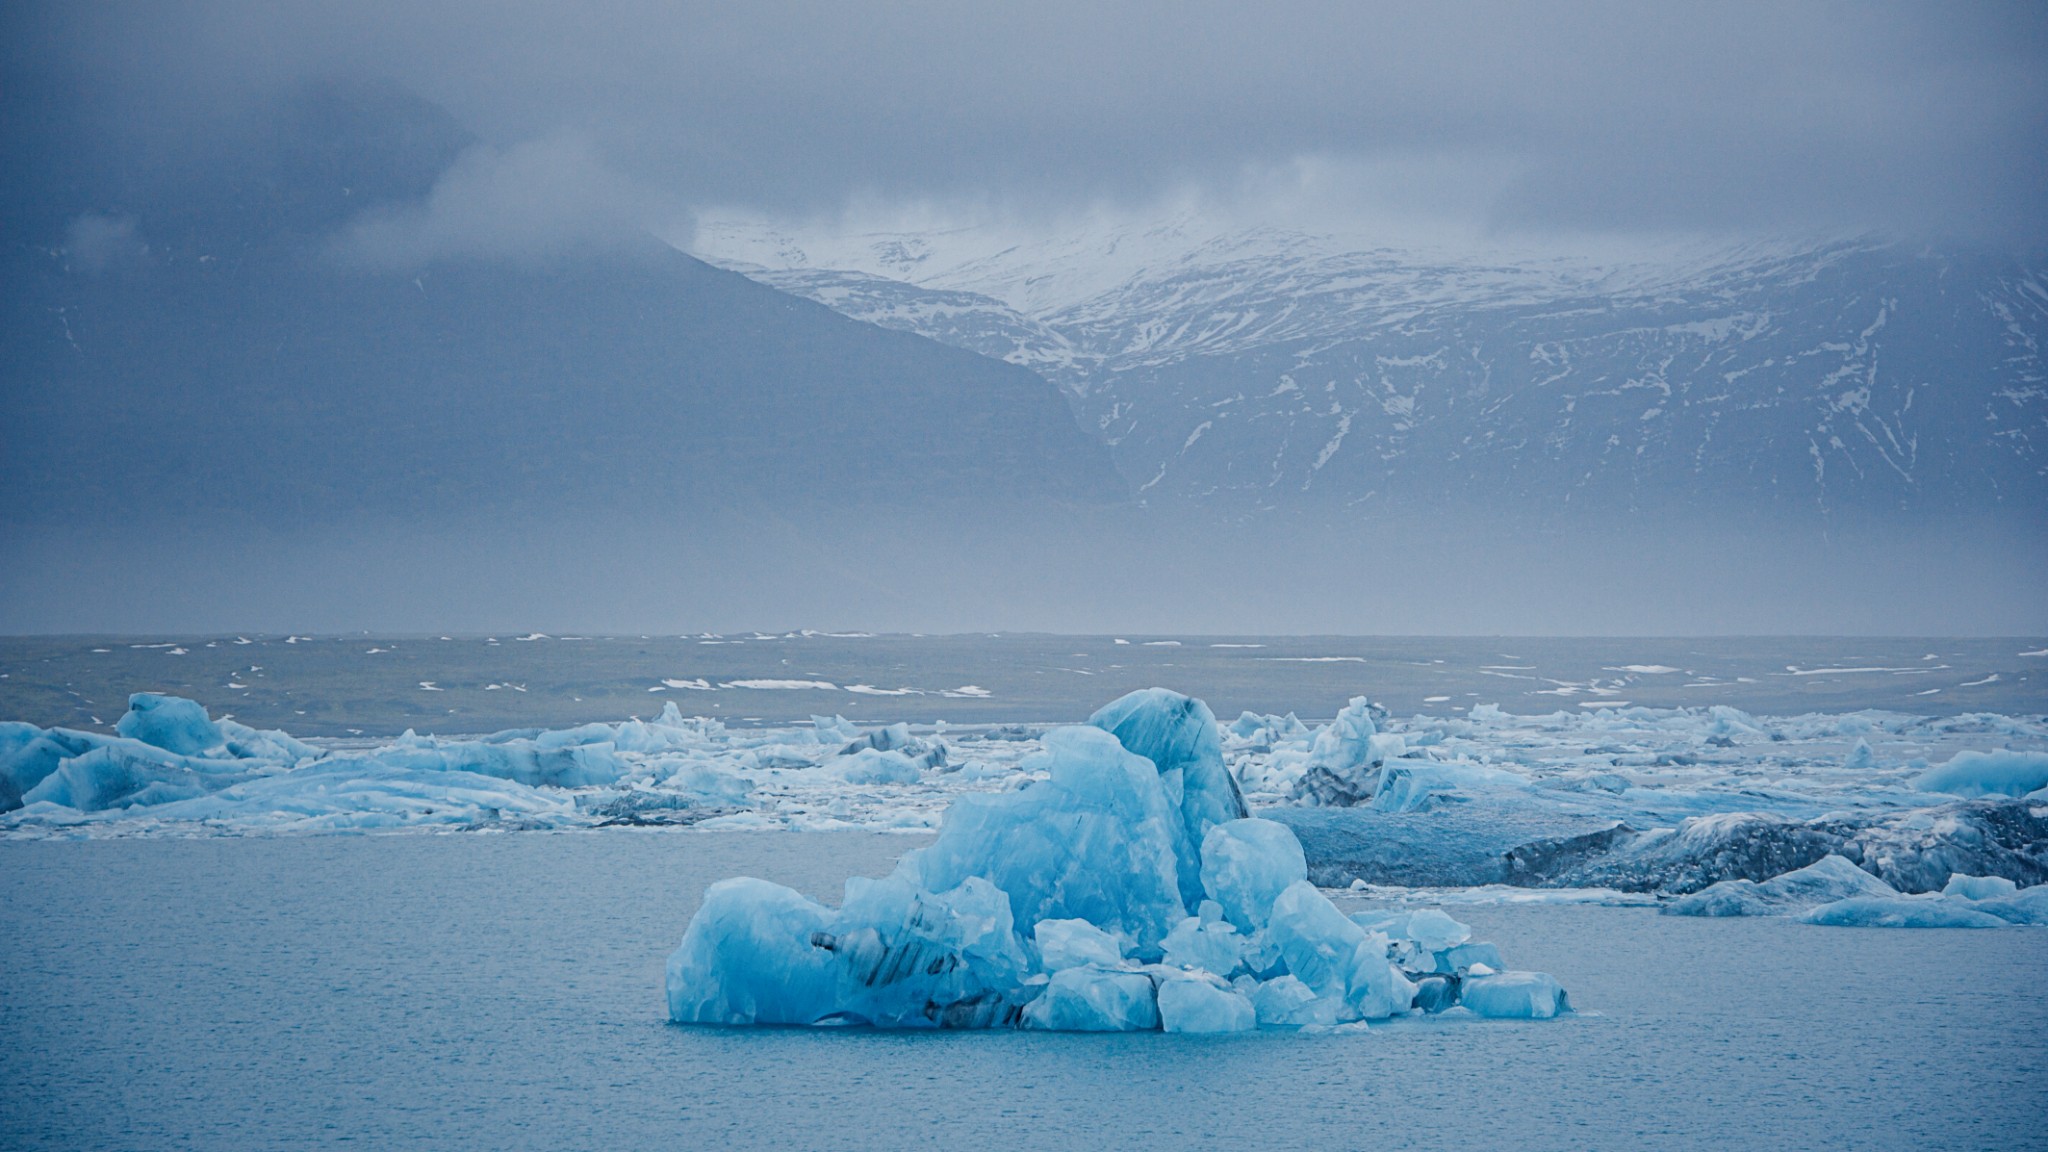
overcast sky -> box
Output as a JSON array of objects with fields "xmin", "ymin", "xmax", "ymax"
[{"xmin": 9, "ymin": 1, "xmax": 2047, "ymax": 250}]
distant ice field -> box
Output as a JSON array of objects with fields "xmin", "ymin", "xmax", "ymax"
[{"xmin": 3, "ymin": 833, "xmax": 2043, "ymax": 1151}]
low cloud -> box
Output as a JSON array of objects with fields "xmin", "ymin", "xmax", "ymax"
[{"xmin": 328, "ymin": 135, "xmax": 689, "ymax": 269}]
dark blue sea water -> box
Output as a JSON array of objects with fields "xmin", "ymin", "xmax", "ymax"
[
  {"xmin": 4, "ymin": 634, "xmax": 2041, "ymax": 737},
  {"xmin": 4, "ymin": 831, "xmax": 2043, "ymax": 1151}
]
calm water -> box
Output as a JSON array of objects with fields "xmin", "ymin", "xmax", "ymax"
[
  {"xmin": 3, "ymin": 831, "xmax": 2044, "ymax": 1151},
  {"xmin": 3, "ymin": 633, "xmax": 2042, "ymax": 736}
]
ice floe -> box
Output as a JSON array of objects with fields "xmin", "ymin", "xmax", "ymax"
[{"xmin": 3, "ymin": 690, "xmax": 2044, "ymax": 927}]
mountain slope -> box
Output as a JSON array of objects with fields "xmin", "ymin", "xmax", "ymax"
[
  {"xmin": 0, "ymin": 91, "xmax": 1124, "ymax": 527},
  {"xmin": 696, "ymin": 223, "xmax": 2048, "ymax": 518}
]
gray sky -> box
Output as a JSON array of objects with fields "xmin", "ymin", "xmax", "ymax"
[{"xmin": 14, "ymin": 0, "xmax": 2048, "ymax": 249}]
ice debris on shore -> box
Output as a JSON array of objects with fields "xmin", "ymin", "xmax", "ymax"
[{"xmin": 664, "ymin": 689, "xmax": 1565, "ymax": 1031}]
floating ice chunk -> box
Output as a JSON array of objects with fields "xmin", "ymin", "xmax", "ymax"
[
  {"xmin": 1843, "ymin": 739, "xmax": 1875, "ymax": 769},
  {"xmin": 116, "ymin": 693, "xmax": 223, "ymax": 756},
  {"xmin": 901, "ymin": 726, "xmax": 1187, "ymax": 953},
  {"xmin": 820, "ymin": 874, "xmax": 1032, "ymax": 1029},
  {"xmin": 216, "ymin": 720, "xmax": 319, "ymax": 763},
  {"xmin": 1021, "ymin": 966, "xmax": 1160, "ymax": 1031},
  {"xmin": 1266, "ymin": 880, "xmax": 1414, "ymax": 1020},
  {"xmin": 1401, "ymin": 909, "xmax": 1472, "ymax": 953},
  {"xmin": 1704, "ymin": 705, "xmax": 1767, "ymax": 740},
  {"xmin": 534, "ymin": 722, "xmax": 619, "ymax": 749},
  {"xmin": 19, "ymin": 735, "xmax": 268, "ymax": 812},
  {"xmin": 1434, "ymin": 941, "xmax": 1505, "ymax": 976},
  {"xmin": 1266, "ymin": 881, "xmax": 1366, "ymax": 997},
  {"xmin": 1199, "ymin": 818, "xmax": 1307, "ymax": 931},
  {"xmin": 1666, "ymin": 855, "xmax": 1898, "ymax": 917},
  {"xmin": 842, "ymin": 723, "xmax": 912, "ymax": 753},
  {"xmin": 1913, "ymin": 750, "xmax": 2048, "ymax": 799},
  {"xmin": 1291, "ymin": 696, "xmax": 1384, "ymax": 807},
  {"xmin": 1162, "ymin": 914, "xmax": 1243, "ymax": 976},
  {"xmin": 1940, "ymin": 874, "xmax": 2019, "ymax": 901},
  {"xmin": 23, "ymin": 742, "xmax": 202, "ymax": 809},
  {"xmin": 613, "ymin": 708, "xmax": 715, "ymax": 754},
  {"xmin": 1462, "ymin": 971, "xmax": 1569, "ymax": 1018},
  {"xmin": 835, "ymin": 724, "xmax": 947, "ymax": 771},
  {"xmin": 372, "ymin": 733, "xmax": 624, "ymax": 788},
  {"xmin": 825, "ymin": 749, "xmax": 923, "ymax": 784},
  {"xmin": 1089, "ymin": 687, "xmax": 1248, "ymax": 902},
  {"xmin": 137, "ymin": 758, "xmax": 573, "ymax": 832},
  {"xmin": 1034, "ymin": 918, "xmax": 1128, "ymax": 970},
  {"xmin": 1249, "ymin": 974, "xmax": 1340, "ymax": 1026},
  {"xmin": 812, "ymin": 715, "xmax": 861, "ymax": 743},
  {"xmin": 1801, "ymin": 896, "xmax": 2008, "ymax": 928},
  {"xmin": 1971, "ymin": 886, "xmax": 2048, "ymax": 925},
  {"xmin": 1155, "ymin": 974, "xmax": 1257, "ymax": 1033},
  {"xmin": 1, "ymin": 726, "xmax": 102, "ymax": 810},
  {"xmin": 1371, "ymin": 761, "xmax": 1530, "ymax": 813},
  {"xmin": 1229, "ymin": 711, "xmax": 1309, "ymax": 744},
  {"xmin": 666, "ymin": 878, "xmax": 839, "ymax": 1025},
  {"xmin": 1412, "ymin": 976, "xmax": 1458, "ymax": 1013}
]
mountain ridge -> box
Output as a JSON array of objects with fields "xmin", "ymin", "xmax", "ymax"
[{"xmin": 692, "ymin": 222, "xmax": 2047, "ymax": 518}]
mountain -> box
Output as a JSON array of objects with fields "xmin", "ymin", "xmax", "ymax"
[
  {"xmin": 694, "ymin": 219, "xmax": 2048, "ymax": 520},
  {"xmin": 0, "ymin": 87, "xmax": 1123, "ymax": 529}
]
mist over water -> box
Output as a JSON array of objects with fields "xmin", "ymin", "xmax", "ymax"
[{"xmin": 4, "ymin": 503, "xmax": 2039, "ymax": 636}]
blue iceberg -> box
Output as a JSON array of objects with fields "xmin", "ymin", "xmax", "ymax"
[
  {"xmin": 1801, "ymin": 896, "xmax": 2010, "ymax": 929},
  {"xmin": 1087, "ymin": 687, "xmax": 1249, "ymax": 903},
  {"xmin": 3, "ymin": 694, "xmax": 309, "ymax": 813},
  {"xmin": 1913, "ymin": 750, "xmax": 2048, "ymax": 799},
  {"xmin": 117, "ymin": 692, "xmax": 225, "ymax": 755},
  {"xmin": 664, "ymin": 689, "xmax": 1565, "ymax": 1031}
]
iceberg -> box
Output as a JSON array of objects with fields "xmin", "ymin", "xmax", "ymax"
[
  {"xmin": 2, "ymin": 693, "xmax": 318, "ymax": 813},
  {"xmin": 1266, "ymin": 880, "xmax": 1416, "ymax": 1020},
  {"xmin": 1914, "ymin": 750, "xmax": 2048, "ymax": 799},
  {"xmin": 1198, "ymin": 817, "xmax": 1307, "ymax": 931},
  {"xmin": 1088, "ymin": 687, "xmax": 1249, "ymax": 903},
  {"xmin": 130, "ymin": 758, "xmax": 574, "ymax": 833},
  {"xmin": 1, "ymin": 724, "xmax": 104, "ymax": 810},
  {"xmin": 1665, "ymin": 855, "xmax": 1898, "ymax": 917},
  {"xmin": 1370, "ymin": 761, "xmax": 1531, "ymax": 813},
  {"xmin": 666, "ymin": 878, "xmax": 840, "ymax": 1025},
  {"xmin": 1034, "ymin": 918, "xmax": 1128, "ymax": 970},
  {"xmin": 1461, "ymin": 972, "xmax": 1570, "ymax": 1019},
  {"xmin": 836, "ymin": 722, "xmax": 948, "ymax": 771},
  {"xmin": 1250, "ymin": 974, "xmax": 1340, "ymax": 1026},
  {"xmin": 1291, "ymin": 696, "xmax": 1385, "ymax": 807},
  {"xmin": 823, "ymin": 748, "xmax": 924, "ymax": 784},
  {"xmin": 1022, "ymin": 967, "xmax": 1160, "ymax": 1031},
  {"xmin": 1155, "ymin": 973, "xmax": 1257, "ymax": 1033},
  {"xmin": 370, "ymin": 730, "xmax": 625, "ymax": 788},
  {"xmin": 901, "ymin": 725, "xmax": 1188, "ymax": 953},
  {"xmin": 818, "ymin": 874, "xmax": 1033, "ymax": 1029},
  {"xmin": 117, "ymin": 692, "xmax": 225, "ymax": 756},
  {"xmin": 1801, "ymin": 896, "xmax": 2009, "ymax": 929},
  {"xmin": 663, "ymin": 691, "xmax": 1560, "ymax": 1032},
  {"xmin": 1970, "ymin": 885, "xmax": 2048, "ymax": 925},
  {"xmin": 1228, "ymin": 711, "xmax": 1309, "ymax": 745},
  {"xmin": 1940, "ymin": 873, "xmax": 2019, "ymax": 901},
  {"xmin": 1162, "ymin": 905, "xmax": 1245, "ymax": 975},
  {"xmin": 19, "ymin": 739, "xmax": 247, "ymax": 811}
]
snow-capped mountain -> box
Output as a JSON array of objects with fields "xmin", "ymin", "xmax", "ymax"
[{"xmin": 693, "ymin": 218, "xmax": 2047, "ymax": 518}]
